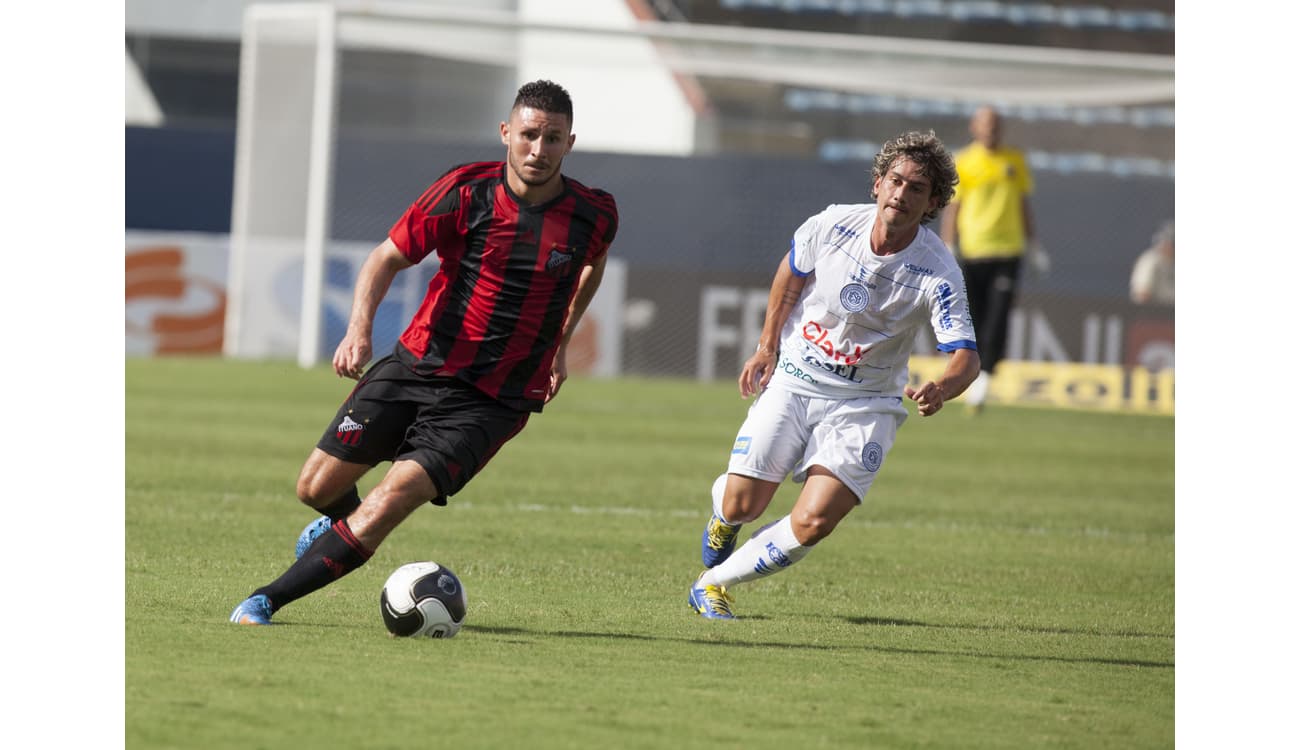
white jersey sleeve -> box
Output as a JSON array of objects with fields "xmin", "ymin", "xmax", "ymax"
[{"xmin": 788, "ymin": 208, "xmax": 830, "ymax": 277}]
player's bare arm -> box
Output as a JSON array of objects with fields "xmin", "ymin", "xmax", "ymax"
[
  {"xmin": 905, "ymin": 347, "xmax": 981, "ymax": 416},
  {"xmin": 547, "ymin": 254, "xmax": 607, "ymax": 402},
  {"xmin": 940, "ymin": 201, "xmax": 960, "ymax": 251},
  {"xmin": 740, "ymin": 259, "xmax": 806, "ymax": 398},
  {"xmin": 334, "ymin": 238, "xmax": 414, "ymax": 379}
]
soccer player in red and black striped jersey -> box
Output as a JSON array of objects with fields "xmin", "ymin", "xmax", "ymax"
[{"xmin": 231, "ymin": 80, "xmax": 618, "ymax": 626}]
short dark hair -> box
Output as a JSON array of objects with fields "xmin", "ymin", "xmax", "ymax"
[
  {"xmin": 512, "ymin": 80, "xmax": 573, "ymax": 121},
  {"xmin": 870, "ymin": 130, "xmax": 958, "ymax": 223}
]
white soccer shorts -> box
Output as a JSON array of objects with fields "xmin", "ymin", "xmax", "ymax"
[{"xmin": 726, "ymin": 385, "xmax": 907, "ymax": 502}]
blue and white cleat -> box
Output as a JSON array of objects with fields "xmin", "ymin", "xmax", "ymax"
[
  {"xmin": 295, "ymin": 515, "xmax": 332, "ymax": 559},
  {"xmin": 700, "ymin": 513, "xmax": 742, "ymax": 568},
  {"xmin": 688, "ymin": 573, "xmax": 736, "ymax": 620},
  {"xmin": 229, "ymin": 594, "xmax": 274, "ymax": 625}
]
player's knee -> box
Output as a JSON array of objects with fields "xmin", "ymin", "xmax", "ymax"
[
  {"xmin": 790, "ymin": 509, "xmax": 837, "ymax": 545},
  {"xmin": 722, "ymin": 494, "xmax": 763, "ymax": 524},
  {"xmin": 295, "ymin": 474, "xmax": 326, "ymax": 508},
  {"xmin": 295, "ymin": 452, "xmax": 336, "ymax": 508},
  {"xmin": 722, "ymin": 475, "xmax": 775, "ymax": 523},
  {"xmin": 295, "ymin": 471, "xmax": 352, "ymax": 511}
]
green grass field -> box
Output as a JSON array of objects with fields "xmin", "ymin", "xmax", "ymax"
[{"xmin": 126, "ymin": 357, "xmax": 1174, "ymax": 749}]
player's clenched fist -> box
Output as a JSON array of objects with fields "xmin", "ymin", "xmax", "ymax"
[{"xmin": 905, "ymin": 382, "xmax": 946, "ymax": 416}]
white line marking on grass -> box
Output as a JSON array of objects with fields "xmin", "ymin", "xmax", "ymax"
[{"xmin": 453, "ymin": 501, "xmax": 1170, "ymax": 543}]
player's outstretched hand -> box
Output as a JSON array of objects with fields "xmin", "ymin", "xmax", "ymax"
[{"xmin": 905, "ymin": 381, "xmax": 946, "ymax": 417}]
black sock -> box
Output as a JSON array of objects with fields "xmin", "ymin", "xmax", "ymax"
[
  {"xmin": 318, "ymin": 486, "xmax": 362, "ymax": 521},
  {"xmin": 253, "ymin": 519, "xmax": 373, "ymax": 612}
]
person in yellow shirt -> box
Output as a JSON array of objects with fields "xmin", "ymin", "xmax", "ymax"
[{"xmin": 941, "ymin": 106, "xmax": 1045, "ymax": 412}]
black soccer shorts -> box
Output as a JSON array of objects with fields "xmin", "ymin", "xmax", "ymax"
[{"xmin": 317, "ymin": 355, "xmax": 530, "ymax": 505}]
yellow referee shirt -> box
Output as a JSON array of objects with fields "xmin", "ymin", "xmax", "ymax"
[{"xmin": 952, "ymin": 143, "xmax": 1034, "ymax": 260}]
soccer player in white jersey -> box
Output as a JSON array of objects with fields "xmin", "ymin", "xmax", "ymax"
[{"xmin": 689, "ymin": 130, "xmax": 981, "ymax": 619}]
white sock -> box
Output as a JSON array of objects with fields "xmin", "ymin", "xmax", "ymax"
[
  {"xmin": 700, "ymin": 515, "xmax": 810, "ymax": 588},
  {"xmin": 710, "ymin": 473, "xmax": 735, "ymax": 525},
  {"xmin": 966, "ymin": 370, "xmax": 990, "ymax": 405}
]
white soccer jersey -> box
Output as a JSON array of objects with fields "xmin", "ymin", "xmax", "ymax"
[{"xmin": 772, "ymin": 203, "xmax": 977, "ymax": 400}]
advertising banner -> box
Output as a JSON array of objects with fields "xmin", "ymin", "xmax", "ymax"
[{"xmin": 126, "ymin": 231, "xmax": 230, "ymax": 355}]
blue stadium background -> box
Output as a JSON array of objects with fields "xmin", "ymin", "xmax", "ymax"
[{"xmin": 126, "ymin": 0, "xmax": 1174, "ymax": 377}]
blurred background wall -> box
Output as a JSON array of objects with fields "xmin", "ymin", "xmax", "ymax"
[{"xmin": 125, "ymin": 0, "xmax": 1174, "ymax": 407}]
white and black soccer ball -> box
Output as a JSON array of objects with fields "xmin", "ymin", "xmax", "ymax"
[{"xmin": 380, "ymin": 561, "xmax": 467, "ymax": 638}]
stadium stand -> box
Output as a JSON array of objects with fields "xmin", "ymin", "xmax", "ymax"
[
  {"xmin": 640, "ymin": 0, "xmax": 1173, "ymax": 173},
  {"xmin": 127, "ymin": 0, "xmax": 1172, "ymax": 178},
  {"xmin": 652, "ymin": 0, "xmax": 1173, "ymax": 53}
]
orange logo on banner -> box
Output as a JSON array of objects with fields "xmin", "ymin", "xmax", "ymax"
[{"xmin": 125, "ymin": 246, "xmax": 226, "ymax": 353}]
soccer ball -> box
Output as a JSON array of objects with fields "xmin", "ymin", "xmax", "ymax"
[{"xmin": 380, "ymin": 561, "xmax": 467, "ymax": 638}]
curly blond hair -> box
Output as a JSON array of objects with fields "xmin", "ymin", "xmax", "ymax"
[{"xmin": 870, "ymin": 130, "xmax": 958, "ymax": 223}]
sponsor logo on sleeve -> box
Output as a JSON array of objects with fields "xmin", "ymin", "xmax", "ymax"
[{"xmin": 936, "ymin": 282, "xmax": 955, "ymax": 331}]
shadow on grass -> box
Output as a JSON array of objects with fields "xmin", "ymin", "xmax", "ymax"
[
  {"xmin": 470, "ymin": 624, "xmax": 1173, "ymax": 670},
  {"xmin": 844, "ymin": 614, "xmax": 1173, "ymax": 640}
]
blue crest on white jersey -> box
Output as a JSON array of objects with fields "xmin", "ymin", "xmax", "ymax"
[
  {"xmin": 862, "ymin": 441, "xmax": 883, "ymax": 472},
  {"xmin": 839, "ymin": 283, "xmax": 869, "ymax": 312}
]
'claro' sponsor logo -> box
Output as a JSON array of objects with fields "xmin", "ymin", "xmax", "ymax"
[{"xmin": 802, "ymin": 321, "xmax": 864, "ymax": 364}]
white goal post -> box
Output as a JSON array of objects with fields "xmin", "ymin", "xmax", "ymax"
[{"xmin": 224, "ymin": 3, "xmax": 337, "ymax": 367}]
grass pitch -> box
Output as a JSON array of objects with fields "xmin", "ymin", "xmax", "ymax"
[{"xmin": 126, "ymin": 357, "xmax": 1173, "ymax": 749}]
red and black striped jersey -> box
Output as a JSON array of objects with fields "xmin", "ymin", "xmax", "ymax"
[{"xmin": 387, "ymin": 161, "xmax": 619, "ymax": 412}]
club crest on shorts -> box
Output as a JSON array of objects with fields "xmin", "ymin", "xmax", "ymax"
[
  {"xmin": 840, "ymin": 283, "xmax": 869, "ymax": 312},
  {"xmin": 337, "ymin": 415, "xmax": 365, "ymax": 446},
  {"xmin": 861, "ymin": 441, "xmax": 883, "ymax": 472}
]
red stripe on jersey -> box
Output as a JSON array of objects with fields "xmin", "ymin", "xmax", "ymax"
[
  {"xmin": 436, "ymin": 182, "xmax": 519, "ymax": 373},
  {"xmin": 474, "ymin": 195, "xmax": 575, "ymax": 401},
  {"xmin": 415, "ymin": 161, "xmax": 498, "ymax": 214},
  {"xmin": 395, "ymin": 164, "xmax": 498, "ymax": 358},
  {"xmin": 397, "ymin": 262, "xmax": 456, "ymax": 366}
]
